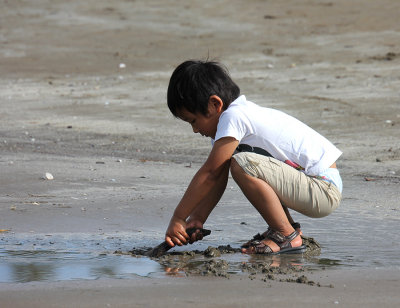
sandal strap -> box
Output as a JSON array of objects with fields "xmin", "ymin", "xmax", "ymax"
[
  {"xmin": 242, "ymin": 224, "xmax": 301, "ymax": 250},
  {"xmin": 267, "ymin": 229, "xmax": 299, "ymax": 250},
  {"xmin": 241, "ymin": 233, "xmax": 262, "ymax": 248},
  {"xmin": 241, "ymin": 228, "xmax": 272, "ymax": 248},
  {"xmin": 251, "ymin": 240, "xmax": 274, "ymax": 254}
]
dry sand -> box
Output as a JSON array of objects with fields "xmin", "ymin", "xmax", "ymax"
[{"xmin": 1, "ymin": 0, "xmax": 400, "ymax": 307}]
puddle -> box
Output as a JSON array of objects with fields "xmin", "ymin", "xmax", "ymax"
[
  {"xmin": 0, "ymin": 234, "xmax": 165, "ymax": 283},
  {"xmin": 0, "ymin": 233, "xmax": 335, "ymax": 283},
  {"xmin": 0, "ymin": 246, "xmax": 323, "ymax": 283},
  {"xmin": 1, "ymin": 200, "xmax": 399, "ymax": 284},
  {"xmin": 0, "ymin": 248, "xmax": 163, "ymax": 283}
]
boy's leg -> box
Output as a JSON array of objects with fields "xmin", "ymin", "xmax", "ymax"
[
  {"xmin": 230, "ymin": 158, "xmax": 302, "ymax": 253},
  {"xmin": 282, "ymin": 205, "xmax": 302, "ymax": 234},
  {"xmin": 232, "ymin": 152, "xmax": 341, "ymax": 218},
  {"xmin": 282, "ymin": 205, "xmax": 295, "ymax": 225}
]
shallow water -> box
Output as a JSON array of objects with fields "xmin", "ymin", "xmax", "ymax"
[
  {"xmin": 0, "ymin": 250, "xmax": 163, "ymax": 283},
  {"xmin": 0, "ymin": 234, "xmax": 165, "ymax": 283},
  {"xmin": 211, "ymin": 197, "xmax": 400, "ymax": 270},
  {"xmin": 1, "ymin": 187, "xmax": 400, "ymax": 283},
  {"xmin": 1, "ymin": 208, "xmax": 399, "ymax": 284},
  {"xmin": 0, "ymin": 235, "xmax": 325, "ymax": 283}
]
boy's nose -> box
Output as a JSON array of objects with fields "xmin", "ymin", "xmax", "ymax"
[{"xmin": 192, "ymin": 126, "xmax": 199, "ymax": 134}]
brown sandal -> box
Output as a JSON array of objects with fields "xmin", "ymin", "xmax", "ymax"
[
  {"xmin": 241, "ymin": 222, "xmax": 302, "ymax": 249},
  {"xmin": 245, "ymin": 229, "xmax": 306, "ymax": 255}
]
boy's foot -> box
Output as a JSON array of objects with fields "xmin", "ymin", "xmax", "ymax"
[
  {"xmin": 241, "ymin": 222, "xmax": 302, "ymax": 249},
  {"xmin": 241, "ymin": 229, "xmax": 305, "ymax": 255}
]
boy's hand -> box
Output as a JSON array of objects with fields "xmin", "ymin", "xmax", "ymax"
[
  {"xmin": 186, "ymin": 218, "xmax": 204, "ymax": 244},
  {"xmin": 165, "ymin": 216, "xmax": 188, "ymax": 247}
]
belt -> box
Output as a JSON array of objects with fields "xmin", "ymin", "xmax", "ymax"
[
  {"xmin": 237, "ymin": 144, "xmax": 338, "ymax": 189},
  {"xmin": 236, "ymin": 144, "xmax": 273, "ymax": 157}
]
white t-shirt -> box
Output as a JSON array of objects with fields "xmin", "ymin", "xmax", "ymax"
[{"xmin": 214, "ymin": 95, "xmax": 342, "ymax": 188}]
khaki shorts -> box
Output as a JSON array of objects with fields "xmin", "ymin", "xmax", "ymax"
[{"xmin": 232, "ymin": 152, "xmax": 341, "ymax": 218}]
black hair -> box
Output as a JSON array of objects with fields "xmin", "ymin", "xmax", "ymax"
[{"xmin": 167, "ymin": 60, "xmax": 240, "ymax": 117}]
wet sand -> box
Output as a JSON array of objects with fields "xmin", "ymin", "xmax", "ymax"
[
  {"xmin": 1, "ymin": 269, "xmax": 399, "ymax": 308},
  {"xmin": 1, "ymin": 0, "xmax": 400, "ymax": 307}
]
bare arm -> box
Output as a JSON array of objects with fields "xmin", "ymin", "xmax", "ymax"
[
  {"xmin": 185, "ymin": 163, "xmax": 229, "ymax": 244},
  {"xmin": 165, "ymin": 137, "xmax": 239, "ymax": 247},
  {"xmin": 187, "ymin": 161, "xmax": 229, "ymax": 224}
]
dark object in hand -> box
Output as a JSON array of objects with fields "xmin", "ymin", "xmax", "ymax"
[{"xmin": 145, "ymin": 228, "xmax": 211, "ymax": 258}]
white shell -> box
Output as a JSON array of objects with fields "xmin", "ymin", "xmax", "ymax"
[{"xmin": 44, "ymin": 172, "xmax": 54, "ymax": 180}]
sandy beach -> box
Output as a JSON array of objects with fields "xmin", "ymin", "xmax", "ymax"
[{"xmin": 1, "ymin": 0, "xmax": 400, "ymax": 307}]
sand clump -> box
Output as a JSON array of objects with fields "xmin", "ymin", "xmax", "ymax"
[{"xmin": 127, "ymin": 236, "xmax": 327, "ymax": 285}]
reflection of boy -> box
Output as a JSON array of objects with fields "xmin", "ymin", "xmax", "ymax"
[{"xmin": 165, "ymin": 60, "xmax": 342, "ymax": 254}]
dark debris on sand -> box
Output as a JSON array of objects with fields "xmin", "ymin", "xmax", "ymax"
[
  {"xmin": 124, "ymin": 236, "xmax": 331, "ymax": 286},
  {"xmin": 128, "ymin": 237, "xmax": 320, "ymax": 258}
]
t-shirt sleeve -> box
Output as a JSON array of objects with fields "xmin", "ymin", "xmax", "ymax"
[{"xmin": 214, "ymin": 110, "xmax": 247, "ymax": 142}]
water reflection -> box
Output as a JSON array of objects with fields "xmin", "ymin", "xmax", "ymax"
[
  {"xmin": 0, "ymin": 224, "xmax": 387, "ymax": 284},
  {"xmin": 11, "ymin": 263, "xmax": 54, "ymax": 283},
  {"xmin": 0, "ymin": 250, "xmax": 162, "ymax": 283},
  {"xmin": 91, "ymin": 266, "xmax": 117, "ymax": 278},
  {"xmin": 245, "ymin": 254, "xmax": 305, "ymax": 268},
  {"xmin": 0, "ymin": 247, "xmax": 349, "ymax": 283},
  {"xmin": 155, "ymin": 250, "xmax": 322, "ymax": 277}
]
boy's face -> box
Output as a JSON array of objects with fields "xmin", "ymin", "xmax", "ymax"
[
  {"xmin": 178, "ymin": 100, "xmax": 222, "ymax": 139},
  {"xmin": 177, "ymin": 107, "xmax": 218, "ymax": 139}
]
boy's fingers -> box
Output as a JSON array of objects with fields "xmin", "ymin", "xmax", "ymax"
[
  {"xmin": 174, "ymin": 231, "xmax": 188, "ymax": 246},
  {"xmin": 165, "ymin": 237, "xmax": 175, "ymax": 247},
  {"xmin": 166, "ymin": 233, "xmax": 186, "ymax": 247}
]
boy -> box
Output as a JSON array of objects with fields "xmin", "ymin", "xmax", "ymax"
[{"xmin": 165, "ymin": 60, "xmax": 342, "ymax": 254}]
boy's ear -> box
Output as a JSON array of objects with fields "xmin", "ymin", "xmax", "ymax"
[{"xmin": 208, "ymin": 95, "xmax": 224, "ymax": 115}]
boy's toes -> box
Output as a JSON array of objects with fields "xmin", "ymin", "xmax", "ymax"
[{"xmin": 241, "ymin": 246, "xmax": 252, "ymax": 254}]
